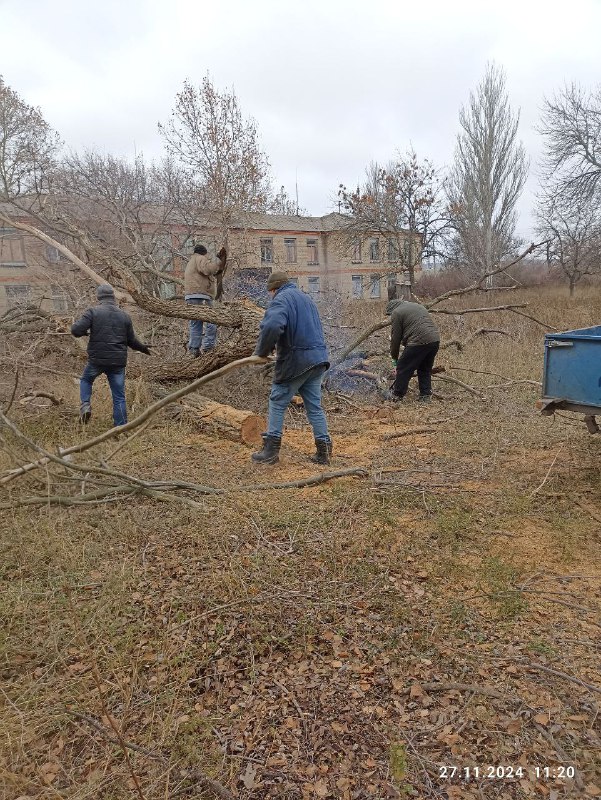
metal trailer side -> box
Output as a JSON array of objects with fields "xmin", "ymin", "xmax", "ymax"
[{"xmin": 537, "ymin": 324, "xmax": 601, "ymax": 433}]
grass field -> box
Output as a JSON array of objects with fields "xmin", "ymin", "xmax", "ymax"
[{"xmin": 1, "ymin": 287, "xmax": 600, "ymax": 799}]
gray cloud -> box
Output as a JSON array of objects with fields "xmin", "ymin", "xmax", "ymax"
[{"xmin": 3, "ymin": 0, "xmax": 601, "ymax": 235}]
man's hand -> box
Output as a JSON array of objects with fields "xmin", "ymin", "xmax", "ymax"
[{"xmin": 391, "ymin": 358, "xmax": 398, "ymax": 367}]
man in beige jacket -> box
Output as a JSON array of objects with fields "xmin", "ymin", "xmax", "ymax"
[{"xmin": 184, "ymin": 244, "xmax": 226, "ymax": 356}]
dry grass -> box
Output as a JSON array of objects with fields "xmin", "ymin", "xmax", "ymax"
[{"xmin": 1, "ymin": 286, "xmax": 600, "ymax": 799}]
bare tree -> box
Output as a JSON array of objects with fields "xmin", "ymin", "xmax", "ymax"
[
  {"xmin": 159, "ymin": 75, "xmax": 271, "ymax": 254},
  {"xmin": 269, "ymin": 185, "xmax": 306, "ymax": 216},
  {"xmin": 338, "ymin": 150, "xmax": 450, "ymax": 290},
  {"xmin": 48, "ymin": 150, "xmax": 195, "ymax": 295},
  {"xmin": 158, "ymin": 75, "xmax": 276, "ymax": 298},
  {"xmin": 448, "ymin": 63, "xmax": 528, "ymax": 282},
  {"xmin": 0, "ymin": 76, "xmax": 61, "ymax": 202},
  {"xmin": 535, "ymin": 192, "xmax": 601, "ymax": 296},
  {"xmin": 539, "ymin": 83, "xmax": 601, "ymax": 206}
]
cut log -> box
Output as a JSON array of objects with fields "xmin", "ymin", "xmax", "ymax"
[{"xmin": 179, "ymin": 395, "xmax": 265, "ymax": 446}]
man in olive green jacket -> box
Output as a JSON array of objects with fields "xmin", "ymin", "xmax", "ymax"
[{"xmin": 386, "ymin": 299, "xmax": 440, "ymax": 402}]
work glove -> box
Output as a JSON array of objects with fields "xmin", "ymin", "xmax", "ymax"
[
  {"xmin": 391, "ymin": 358, "xmax": 398, "ymax": 367},
  {"xmin": 140, "ymin": 345, "xmax": 152, "ymax": 356}
]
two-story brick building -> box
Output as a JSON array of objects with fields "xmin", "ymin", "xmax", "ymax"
[
  {"xmin": 0, "ymin": 204, "xmax": 72, "ymax": 314},
  {"xmin": 188, "ymin": 211, "xmax": 420, "ymax": 301},
  {"xmin": 0, "ymin": 205, "xmax": 419, "ymax": 312}
]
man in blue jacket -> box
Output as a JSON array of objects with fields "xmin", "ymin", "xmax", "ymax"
[
  {"xmin": 71, "ymin": 284, "xmax": 151, "ymax": 427},
  {"xmin": 252, "ymin": 271, "xmax": 331, "ymax": 465}
]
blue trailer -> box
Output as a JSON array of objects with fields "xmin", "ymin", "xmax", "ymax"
[{"xmin": 537, "ymin": 325, "xmax": 601, "ymax": 434}]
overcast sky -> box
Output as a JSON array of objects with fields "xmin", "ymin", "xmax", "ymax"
[{"xmin": 3, "ymin": 0, "xmax": 601, "ymax": 237}]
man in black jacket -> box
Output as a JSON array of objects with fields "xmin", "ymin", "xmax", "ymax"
[{"xmin": 71, "ymin": 284, "xmax": 151, "ymax": 426}]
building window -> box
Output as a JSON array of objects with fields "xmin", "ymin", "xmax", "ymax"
[
  {"xmin": 351, "ymin": 275, "xmax": 363, "ymax": 298},
  {"xmin": 369, "ymin": 238, "xmax": 380, "ymax": 262},
  {"xmin": 284, "ymin": 238, "xmax": 297, "ymax": 263},
  {"xmin": 51, "ymin": 285, "xmax": 69, "ymax": 311},
  {"xmin": 370, "ymin": 276, "xmax": 381, "ymax": 299},
  {"xmin": 0, "ymin": 234, "xmax": 26, "ymax": 267},
  {"xmin": 46, "ymin": 245, "xmax": 61, "ymax": 264},
  {"xmin": 388, "ymin": 238, "xmax": 399, "ymax": 262},
  {"xmin": 260, "ymin": 238, "xmax": 273, "ymax": 264},
  {"xmin": 307, "ymin": 238, "xmax": 318, "ymax": 264},
  {"xmin": 352, "ymin": 238, "xmax": 362, "ymax": 263},
  {"xmin": 288, "ymin": 276, "xmax": 299, "ymax": 287},
  {"xmin": 387, "ymin": 272, "xmax": 397, "ymax": 288},
  {"xmin": 5, "ymin": 284, "xmax": 31, "ymax": 306},
  {"xmin": 307, "ymin": 276, "xmax": 320, "ymax": 294},
  {"xmin": 159, "ymin": 281, "xmax": 177, "ymax": 299}
]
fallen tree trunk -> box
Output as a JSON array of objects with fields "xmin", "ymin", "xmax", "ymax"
[{"xmin": 177, "ymin": 395, "xmax": 264, "ymax": 445}]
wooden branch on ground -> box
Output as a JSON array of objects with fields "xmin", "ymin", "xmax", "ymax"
[
  {"xmin": 440, "ymin": 327, "xmax": 510, "ymax": 351},
  {"xmin": 3, "ymin": 370, "xmax": 19, "ymax": 414},
  {"xmin": 418, "ymin": 682, "xmax": 507, "ymax": 700},
  {"xmin": 1, "ymin": 407, "xmax": 367, "ymax": 507},
  {"xmin": 381, "ymin": 427, "xmax": 437, "ymax": 440},
  {"xmin": 433, "ymin": 374, "xmax": 486, "ymax": 398},
  {"xmin": 238, "ymin": 467, "xmax": 368, "ymax": 491},
  {"xmin": 573, "ymin": 495, "xmax": 601, "ymax": 525},
  {"xmin": 66, "ymin": 710, "xmax": 236, "ymax": 800},
  {"xmin": 431, "ymin": 303, "xmax": 528, "ymax": 316},
  {"xmin": 0, "ymin": 356, "xmax": 269, "ymax": 486},
  {"xmin": 517, "ymin": 660, "xmax": 601, "ymax": 696},
  {"xmin": 20, "ymin": 391, "xmax": 62, "ymax": 405},
  {"xmin": 164, "ymin": 393, "xmax": 265, "ymax": 446}
]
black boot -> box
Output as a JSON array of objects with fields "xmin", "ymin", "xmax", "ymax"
[
  {"xmin": 310, "ymin": 438, "xmax": 332, "ymax": 465},
  {"xmin": 251, "ymin": 434, "xmax": 281, "ymax": 465}
]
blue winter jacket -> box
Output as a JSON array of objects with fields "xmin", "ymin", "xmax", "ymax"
[{"xmin": 253, "ymin": 282, "xmax": 329, "ymax": 383}]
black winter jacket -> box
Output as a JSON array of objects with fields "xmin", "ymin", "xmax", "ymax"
[{"xmin": 71, "ymin": 299, "xmax": 148, "ymax": 368}]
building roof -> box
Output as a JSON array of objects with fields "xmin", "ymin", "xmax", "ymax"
[{"xmin": 233, "ymin": 211, "xmax": 349, "ymax": 233}]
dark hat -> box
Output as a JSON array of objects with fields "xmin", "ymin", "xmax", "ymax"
[
  {"xmin": 97, "ymin": 284, "xmax": 115, "ymax": 300},
  {"xmin": 267, "ymin": 271, "xmax": 290, "ymax": 291}
]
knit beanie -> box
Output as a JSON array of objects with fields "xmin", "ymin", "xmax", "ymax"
[
  {"xmin": 97, "ymin": 284, "xmax": 115, "ymax": 300},
  {"xmin": 267, "ymin": 271, "xmax": 290, "ymax": 291}
]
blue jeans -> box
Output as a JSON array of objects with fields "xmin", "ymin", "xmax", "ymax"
[
  {"xmin": 80, "ymin": 362, "xmax": 127, "ymax": 426},
  {"xmin": 267, "ymin": 365, "xmax": 329, "ymax": 441},
  {"xmin": 186, "ymin": 297, "xmax": 217, "ymax": 351}
]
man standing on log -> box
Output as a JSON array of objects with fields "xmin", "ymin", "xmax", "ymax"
[
  {"xmin": 251, "ymin": 271, "xmax": 332, "ymax": 465},
  {"xmin": 184, "ymin": 243, "xmax": 227, "ymax": 357},
  {"xmin": 385, "ymin": 298, "xmax": 440, "ymax": 402},
  {"xmin": 71, "ymin": 284, "xmax": 151, "ymax": 426}
]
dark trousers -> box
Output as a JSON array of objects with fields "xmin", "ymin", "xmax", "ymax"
[{"xmin": 392, "ymin": 342, "xmax": 440, "ymax": 398}]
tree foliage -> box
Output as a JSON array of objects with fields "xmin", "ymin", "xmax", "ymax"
[
  {"xmin": 0, "ymin": 76, "xmax": 61, "ymax": 202},
  {"xmin": 159, "ymin": 75, "xmax": 272, "ymax": 232},
  {"xmin": 339, "ymin": 150, "xmax": 450, "ymax": 287},
  {"xmin": 448, "ymin": 63, "xmax": 528, "ymax": 279},
  {"xmin": 539, "ymin": 83, "xmax": 601, "ymax": 206},
  {"xmin": 535, "ymin": 192, "xmax": 601, "ymax": 295}
]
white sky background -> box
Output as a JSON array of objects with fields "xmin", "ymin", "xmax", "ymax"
[{"xmin": 2, "ymin": 0, "xmax": 601, "ymax": 238}]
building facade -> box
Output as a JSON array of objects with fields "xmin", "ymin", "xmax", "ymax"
[
  {"xmin": 0, "ymin": 206, "xmax": 420, "ymax": 312},
  {"xmin": 0, "ymin": 206, "xmax": 71, "ymax": 314},
  {"xmin": 189, "ymin": 211, "xmax": 420, "ymax": 301}
]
